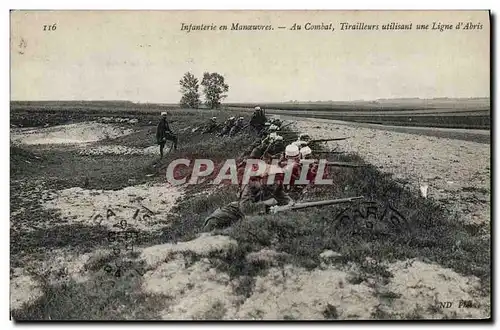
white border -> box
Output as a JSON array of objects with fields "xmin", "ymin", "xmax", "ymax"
[
  {"xmin": 1, "ymin": 1, "xmax": 498, "ymax": 10},
  {"xmin": 2, "ymin": 1, "xmax": 497, "ymax": 329}
]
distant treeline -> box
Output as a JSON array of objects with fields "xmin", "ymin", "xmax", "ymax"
[{"xmin": 10, "ymin": 100, "xmax": 180, "ymax": 109}]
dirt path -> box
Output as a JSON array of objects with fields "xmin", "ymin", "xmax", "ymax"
[
  {"xmin": 290, "ymin": 117, "xmax": 491, "ymax": 226},
  {"xmin": 278, "ymin": 115, "xmax": 490, "ymax": 143}
]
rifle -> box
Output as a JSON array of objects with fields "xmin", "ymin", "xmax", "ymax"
[
  {"xmin": 309, "ymin": 137, "xmax": 350, "ymax": 143},
  {"xmin": 312, "ymin": 150, "xmax": 346, "ymax": 154},
  {"xmin": 325, "ymin": 161, "xmax": 367, "ymax": 168},
  {"xmin": 269, "ymin": 196, "xmax": 364, "ymax": 214},
  {"xmin": 260, "ymin": 140, "xmax": 274, "ymax": 160},
  {"xmin": 278, "ymin": 122, "xmax": 293, "ymax": 130},
  {"xmin": 299, "ymin": 159, "xmax": 366, "ymax": 167},
  {"xmin": 283, "ymin": 136, "xmax": 350, "ymax": 143},
  {"xmin": 277, "ymin": 130, "xmax": 297, "ymax": 133}
]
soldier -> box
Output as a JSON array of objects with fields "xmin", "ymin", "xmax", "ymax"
[
  {"xmin": 156, "ymin": 112, "xmax": 178, "ymax": 158},
  {"xmin": 283, "ymin": 143, "xmax": 301, "ymax": 163},
  {"xmin": 299, "ymin": 146, "xmax": 313, "ymax": 159},
  {"xmin": 250, "ymin": 106, "xmax": 267, "ymax": 132},
  {"xmin": 260, "ymin": 133, "xmax": 285, "ymax": 161},
  {"xmin": 202, "ymin": 202, "xmax": 244, "ymax": 231},
  {"xmin": 298, "ymin": 133, "xmax": 311, "ymax": 142},
  {"xmin": 229, "ymin": 116, "xmax": 246, "ymax": 136},
  {"xmin": 280, "ymin": 144, "xmax": 302, "ymax": 185},
  {"xmin": 246, "ymin": 141, "xmax": 268, "ymax": 160},
  {"xmin": 280, "ymin": 144, "xmax": 318, "ymax": 197},
  {"xmin": 269, "ymin": 124, "xmax": 279, "ymax": 132},
  {"xmin": 202, "ymin": 117, "xmax": 218, "ymax": 134},
  {"xmin": 239, "ymin": 164, "xmax": 295, "ymax": 214},
  {"xmin": 203, "ymin": 164, "xmax": 295, "ymax": 231},
  {"xmin": 259, "ymin": 122, "xmax": 272, "ymax": 137},
  {"xmin": 292, "ymin": 133, "xmax": 311, "ymax": 148},
  {"xmin": 218, "ymin": 116, "xmax": 236, "ymax": 137},
  {"xmin": 299, "ymin": 146, "xmax": 319, "ymax": 183},
  {"xmin": 260, "ymin": 124, "xmax": 279, "ymax": 145}
]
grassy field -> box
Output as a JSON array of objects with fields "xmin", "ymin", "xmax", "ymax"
[
  {"xmin": 12, "ymin": 97, "xmax": 491, "ymax": 130},
  {"xmin": 10, "ymin": 102, "xmax": 490, "ymax": 320},
  {"xmin": 226, "ymin": 98, "xmax": 491, "ymax": 129},
  {"xmin": 226, "ymin": 97, "xmax": 490, "ymax": 111}
]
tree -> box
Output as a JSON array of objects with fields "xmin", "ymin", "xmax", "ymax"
[
  {"xmin": 179, "ymin": 72, "xmax": 201, "ymax": 108},
  {"xmin": 201, "ymin": 72, "xmax": 229, "ymax": 109}
]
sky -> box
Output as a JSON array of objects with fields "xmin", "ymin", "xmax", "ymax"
[{"xmin": 10, "ymin": 10, "xmax": 490, "ymax": 103}]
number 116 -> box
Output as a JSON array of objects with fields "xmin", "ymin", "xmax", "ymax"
[{"xmin": 43, "ymin": 24, "xmax": 57, "ymax": 31}]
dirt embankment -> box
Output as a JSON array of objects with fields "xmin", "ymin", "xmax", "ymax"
[{"xmin": 291, "ymin": 117, "xmax": 490, "ymax": 226}]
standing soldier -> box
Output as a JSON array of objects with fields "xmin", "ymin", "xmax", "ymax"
[{"xmin": 156, "ymin": 112, "xmax": 178, "ymax": 158}]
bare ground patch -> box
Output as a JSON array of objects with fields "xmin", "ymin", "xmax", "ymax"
[
  {"xmin": 136, "ymin": 232, "xmax": 487, "ymax": 320},
  {"xmin": 10, "ymin": 268, "xmax": 44, "ymax": 312},
  {"xmin": 42, "ymin": 183, "xmax": 183, "ymax": 231},
  {"xmin": 77, "ymin": 145, "xmax": 160, "ymax": 156},
  {"xmin": 380, "ymin": 259, "xmax": 489, "ymax": 319},
  {"xmin": 11, "ymin": 122, "xmax": 134, "ymax": 145}
]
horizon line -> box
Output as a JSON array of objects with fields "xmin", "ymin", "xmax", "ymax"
[{"xmin": 10, "ymin": 96, "xmax": 491, "ymax": 104}]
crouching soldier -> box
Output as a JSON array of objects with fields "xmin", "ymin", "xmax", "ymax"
[
  {"xmin": 156, "ymin": 112, "xmax": 178, "ymax": 158},
  {"xmin": 250, "ymin": 106, "xmax": 267, "ymax": 132}
]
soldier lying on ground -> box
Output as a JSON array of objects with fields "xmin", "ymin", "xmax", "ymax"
[
  {"xmin": 202, "ymin": 201, "xmax": 244, "ymax": 231},
  {"xmin": 240, "ymin": 181, "xmax": 294, "ymax": 215},
  {"xmin": 274, "ymin": 144, "xmax": 322, "ymax": 199},
  {"xmin": 292, "ymin": 133, "xmax": 311, "ymax": 148},
  {"xmin": 202, "ymin": 117, "xmax": 219, "ymax": 134},
  {"xmin": 218, "ymin": 116, "xmax": 236, "ymax": 137},
  {"xmin": 247, "ymin": 132, "xmax": 284, "ymax": 162},
  {"xmin": 259, "ymin": 122, "xmax": 271, "ymax": 137},
  {"xmin": 203, "ymin": 164, "xmax": 294, "ymax": 231},
  {"xmin": 156, "ymin": 112, "xmax": 178, "ymax": 158},
  {"xmin": 263, "ymin": 134, "xmax": 285, "ymax": 160},
  {"xmin": 229, "ymin": 117, "xmax": 246, "ymax": 136},
  {"xmin": 279, "ymin": 144, "xmax": 302, "ymax": 192},
  {"xmin": 260, "ymin": 123, "xmax": 280, "ymax": 137}
]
